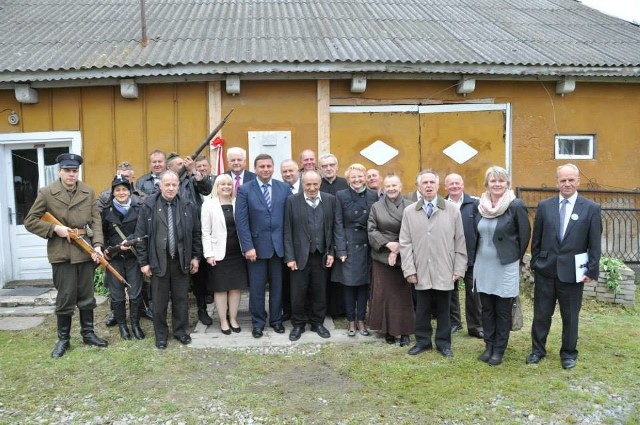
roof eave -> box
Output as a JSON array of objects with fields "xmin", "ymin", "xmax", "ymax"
[{"xmin": 1, "ymin": 63, "xmax": 640, "ymax": 88}]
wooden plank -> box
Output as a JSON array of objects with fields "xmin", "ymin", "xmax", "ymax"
[
  {"xmin": 52, "ymin": 88, "xmax": 81, "ymax": 130},
  {"xmin": 317, "ymin": 80, "xmax": 330, "ymax": 155}
]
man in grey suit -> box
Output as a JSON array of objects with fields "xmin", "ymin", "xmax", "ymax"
[
  {"xmin": 284, "ymin": 170, "xmax": 346, "ymax": 341},
  {"xmin": 225, "ymin": 147, "xmax": 256, "ymax": 190},
  {"xmin": 527, "ymin": 163, "xmax": 602, "ymax": 369}
]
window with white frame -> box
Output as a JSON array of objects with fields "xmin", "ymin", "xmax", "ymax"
[{"xmin": 555, "ymin": 134, "xmax": 594, "ymax": 160}]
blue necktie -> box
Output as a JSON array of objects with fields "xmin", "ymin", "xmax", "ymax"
[
  {"xmin": 262, "ymin": 184, "xmax": 271, "ymax": 209},
  {"xmin": 559, "ymin": 199, "xmax": 568, "ymax": 240},
  {"xmin": 426, "ymin": 202, "xmax": 434, "ymax": 218}
]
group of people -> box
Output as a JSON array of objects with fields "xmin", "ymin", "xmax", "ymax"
[{"xmin": 25, "ymin": 147, "xmax": 601, "ymax": 370}]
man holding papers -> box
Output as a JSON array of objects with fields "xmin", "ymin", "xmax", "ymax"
[{"xmin": 527, "ymin": 164, "xmax": 602, "ymax": 369}]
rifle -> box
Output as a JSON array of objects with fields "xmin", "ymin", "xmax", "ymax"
[
  {"xmin": 177, "ymin": 109, "xmax": 234, "ymax": 178},
  {"xmin": 104, "ymin": 235, "xmax": 148, "ymax": 260},
  {"xmin": 40, "ymin": 212, "xmax": 130, "ymax": 288}
]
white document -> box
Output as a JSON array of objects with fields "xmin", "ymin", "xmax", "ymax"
[{"xmin": 575, "ymin": 252, "xmax": 588, "ymax": 283}]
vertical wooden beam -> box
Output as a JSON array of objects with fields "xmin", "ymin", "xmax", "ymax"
[
  {"xmin": 317, "ymin": 80, "xmax": 330, "ymax": 155},
  {"xmin": 208, "ymin": 81, "xmax": 222, "ymax": 165}
]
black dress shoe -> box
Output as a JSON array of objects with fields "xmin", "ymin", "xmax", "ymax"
[
  {"xmin": 526, "ymin": 353, "xmax": 544, "ymax": 364},
  {"xmin": 488, "ymin": 353, "xmax": 503, "ymax": 366},
  {"xmin": 272, "ymin": 323, "xmax": 285, "ymax": 334},
  {"xmin": 310, "ymin": 324, "xmax": 331, "ymax": 338},
  {"xmin": 468, "ymin": 330, "xmax": 485, "ymax": 339},
  {"xmin": 408, "ymin": 344, "xmax": 432, "ymax": 355},
  {"xmin": 437, "ymin": 347, "xmax": 454, "ymax": 357},
  {"xmin": 174, "ymin": 334, "xmax": 192, "ymax": 345},
  {"xmin": 252, "ymin": 328, "xmax": 264, "ymax": 338},
  {"xmin": 399, "ymin": 335, "xmax": 410, "ymax": 347},
  {"xmin": 198, "ymin": 308, "xmax": 213, "ymax": 326},
  {"xmin": 562, "ymin": 358, "xmax": 577, "ymax": 369},
  {"xmin": 450, "ymin": 324, "xmax": 463, "ymax": 334},
  {"xmin": 289, "ymin": 326, "xmax": 305, "ymax": 341},
  {"xmin": 155, "ymin": 340, "xmax": 167, "ymax": 350},
  {"xmin": 385, "ymin": 334, "xmax": 397, "ymax": 344}
]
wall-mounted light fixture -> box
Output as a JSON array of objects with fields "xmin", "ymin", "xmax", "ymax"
[
  {"xmin": 1, "ymin": 108, "xmax": 19, "ymax": 125},
  {"xmin": 120, "ymin": 79, "xmax": 139, "ymax": 99},
  {"xmin": 226, "ymin": 75, "xmax": 241, "ymax": 95},
  {"xmin": 15, "ymin": 84, "xmax": 39, "ymax": 104},
  {"xmin": 350, "ymin": 74, "xmax": 367, "ymax": 93},
  {"xmin": 556, "ymin": 77, "xmax": 576, "ymax": 95},
  {"xmin": 456, "ymin": 77, "xmax": 476, "ymax": 95}
]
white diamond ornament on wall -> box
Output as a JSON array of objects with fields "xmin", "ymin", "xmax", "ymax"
[
  {"xmin": 443, "ymin": 140, "xmax": 478, "ymax": 164},
  {"xmin": 360, "ymin": 140, "xmax": 399, "ymax": 165}
]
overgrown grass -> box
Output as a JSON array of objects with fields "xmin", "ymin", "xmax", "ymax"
[{"xmin": 1, "ymin": 289, "xmax": 639, "ymax": 424}]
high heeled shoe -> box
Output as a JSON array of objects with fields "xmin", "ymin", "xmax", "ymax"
[
  {"xmin": 220, "ymin": 324, "xmax": 232, "ymax": 335},
  {"xmin": 230, "ymin": 325, "xmax": 241, "ymax": 333},
  {"xmin": 357, "ymin": 320, "xmax": 370, "ymax": 336}
]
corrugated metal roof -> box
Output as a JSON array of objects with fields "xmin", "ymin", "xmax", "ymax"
[{"xmin": 1, "ymin": 0, "xmax": 639, "ymax": 82}]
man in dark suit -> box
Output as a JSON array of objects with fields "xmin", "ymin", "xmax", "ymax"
[
  {"xmin": 136, "ymin": 170, "xmax": 202, "ymax": 349},
  {"xmin": 444, "ymin": 173, "xmax": 483, "ymax": 338},
  {"xmin": 235, "ymin": 153, "xmax": 290, "ymax": 338},
  {"xmin": 284, "ymin": 170, "xmax": 346, "ymax": 341},
  {"xmin": 135, "ymin": 150, "xmax": 166, "ymax": 196},
  {"xmin": 225, "ymin": 147, "xmax": 256, "ymax": 190},
  {"xmin": 527, "ymin": 163, "xmax": 602, "ymax": 369}
]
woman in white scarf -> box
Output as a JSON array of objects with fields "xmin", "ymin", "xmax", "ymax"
[{"xmin": 473, "ymin": 166, "xmax": 531, "ymax": 366}]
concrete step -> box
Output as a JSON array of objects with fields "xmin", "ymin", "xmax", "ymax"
[{"xmin": 0, "ymin": 288, "xmax": 57, "ymax": 307}]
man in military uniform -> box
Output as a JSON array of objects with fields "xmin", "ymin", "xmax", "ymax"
[{"xmin": 24, "ymin": 153, "xmax": 108, "ymax": 358}]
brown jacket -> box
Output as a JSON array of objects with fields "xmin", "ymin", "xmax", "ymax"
[
  {"xmin": 399, "ymin": 196, "xmax": 467, "ymax": 290},
  {"xmin": 24, "ymin": 179, "xmax": 104, "ymax": 264}
]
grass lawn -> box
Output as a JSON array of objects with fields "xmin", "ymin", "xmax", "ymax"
[{"xmin": 1, "ymin": 288, "xmax": 639, "ymax": 424}]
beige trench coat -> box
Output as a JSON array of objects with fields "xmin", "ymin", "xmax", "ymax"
[
  {"xmin": 24, "ymin": 179, "xmax": 104, "ymax": 264},
  {"xmin": 399, "ymin": 197, "xmax": 467, "ymax": 290}
]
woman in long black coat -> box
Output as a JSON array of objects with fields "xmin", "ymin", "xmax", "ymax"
[
  {"xmin": 332, "ymin": 163, "xmax": 378, "ymax": 336},
  {"xmin": 101, "ymin": 175, "xmax": 145, "ymax": 340}
]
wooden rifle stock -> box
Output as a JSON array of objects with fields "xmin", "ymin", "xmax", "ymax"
[
  {"xmin": 178, "ymin": 109, "xmax": 234, "ymax": 178},
  {"xmin": 41, "ymin": 212, "xmax": 130, "ymax": 288}
]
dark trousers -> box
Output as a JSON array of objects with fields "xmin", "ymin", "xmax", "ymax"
[
  {"xmin": 247, "ymin": 255, "xmax": 283, "ymax": 329},
  {"xmin": 192, "ymin": 257, "xmax": 209, "ymax": 307},
  {"xmin": 281, "ymin": 263, "xmax": 292, "ymax": 316},
  {"xmin": 290, "ymin": 252, "xmax": 327, "ymax": 327},
  {"xmin": 450, "ymin": 267, "xmax": 483, "ymax": 333},
  {"xmin": 151, "ymin": 256, "xmax": 190, "ymax": 342},
  {"xmin": 531, "ymin": 274, "xmax": 584, "ymax": 360},
  {"xmin": 52, "ymin": 261, "xmax": 97, "ymax": 315},
  {"xmin": 106, "ymin": 256, "xmax": 143, "ymax": 302},
  {"xmin": 479, "ymin": 293, "xmax": 512, "ymax": 355},
  {"xmin": 343, "ymin": 284, "xmax": 369, "ymax": 322},
  {"xmin": 415, "ymin": 289, "xmax": 451, "ymax": 350},
  {"xmin": 326, "ymin": 279, "xmax": 345, "ymax": 317}
]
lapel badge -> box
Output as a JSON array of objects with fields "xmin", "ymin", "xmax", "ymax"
[{"xmin": 571, "ymin": 213, "xmax": 579, "ymax": 221}]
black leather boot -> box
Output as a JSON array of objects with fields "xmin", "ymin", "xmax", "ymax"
[
  {"xmin": 113, "ymin": 301, "xmax": 131, "ymax": 340},
  {"xmin": 478, "ymin": 343, "xmax": 493, "ymax": 363},
  {"xmin": 79, "ymin": 310, "xmax": 108, "ymax": 347},
  {"xmin": 197, "ymin": 298, "xmax": 213, "ymax": 326},
  {"xmin": 129, "ymin": 297, "xmax": 145, "ymax": 340},
  {"xmin": 105, "ymin": 299, "xmax": 117, "ymax": 327},
  {"xmin": 51, "ymin": 315, "xmax": 72, "ymax": 358}
]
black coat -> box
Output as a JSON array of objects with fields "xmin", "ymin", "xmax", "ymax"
[
  {"xmin": 101, "ymin": 199, "xmax": 143, "ymax": 261},
  {"xmin": 283, "ymin": 192, "xmax": 346, "ymax": 270},
  {"xmin": 135, "ymin": 193, "xmax": 202, "ymax": 277}
]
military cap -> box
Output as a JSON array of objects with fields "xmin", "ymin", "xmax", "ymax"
[
  {"xmin": 56, "ymin": 153, "xmax": 83, "ymax": 169},
  {"xmin": 111, "ymin": 174, "xmax": 132, "ymax": 193},
  {"xmin": 117, "ymin": 161, "xmax": 133, "ymax": 171}
]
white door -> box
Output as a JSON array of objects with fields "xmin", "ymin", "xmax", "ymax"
[{"xmin": 0, "ymin": 131, "xmax": 81, "ymax": 287}]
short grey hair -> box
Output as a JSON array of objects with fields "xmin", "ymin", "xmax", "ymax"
[
  {"xmin": 415, "ymin": 169, "xmax": 439, "ymax": 185},
  {"xmin": 483, "ymin": 166, "xmax": 511, "ymax": 188},
  {"xmin": 227, "ymin": 147, "xmax": 247, "ymax": 160}
]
